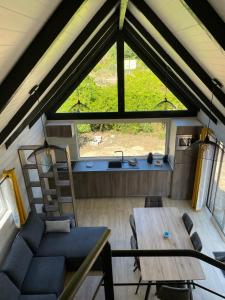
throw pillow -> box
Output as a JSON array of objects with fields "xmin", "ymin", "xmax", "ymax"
[{"xmin": 45, "ymin": 220, "xmax": 70, "ymax": 233}]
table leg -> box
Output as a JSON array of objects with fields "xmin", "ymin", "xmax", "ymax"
[
  {"xmin": 135, "ymin": 276, "xmax": 142, "ymax": 294},
  {"xmin": 144, "ymin": 281, "xmax": 151, "ymax": 300}
]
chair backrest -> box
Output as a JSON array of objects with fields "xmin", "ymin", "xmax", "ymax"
[
  {"xmin": 130, "ymin": 235, "xmax": 138, "ymax": 250},
  {"xmin": 182, "ymin": 213, "xmax": 193, "ymax": 235},
  {"xmin": 130, "ymin": 235, "xmax": 140, "ymax": 270},
  {"xmin": 158, "ymin": 285, "xmax": 191, "ymax": 300},
  {"xmin": 191, "ymin": 231, "xmax": 202, "ymax": 252},
  {"xmin": 145, "ymin": 196, "xmax": 163, "ymax": 207},
  {"xmin": 129, "ymin": 214, "xmax": 137, "ymax": 241}
]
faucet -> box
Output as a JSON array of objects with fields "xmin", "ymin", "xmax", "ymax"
[{"xmin": 114, "ymin": 151, "xmax": 124, "ymax": 164}]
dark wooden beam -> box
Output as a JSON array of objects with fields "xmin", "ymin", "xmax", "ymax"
[
  {"xmin": 124, "ymin": 36, "xmax": 197, "ymax": 114},
  {"xmin": 0, "ymin": 0, "xmax": 85, "ymax": 113},
  {"xmin": 125, "ymin": 35, "xmax": 213, "ymax": 121},
  {"xmin": 124, "ymin": 27, "xmax": 198, "ymax": 112},
  {"xmin": 4, "ymin": 31, "xmax": 117, "ymax": 148},
  {"xmin": 124, "ymin": 23, "xmax": 219, "ymax": 122},
  {"xmin": 0, "ymin": 3, "xmax": 118, "ymax": 146},
  {"xmin": 117, "ymin": 32, "xmax": 125, "ymax": 113},
  {"xmin": 119, "ymin": 0, "xmax": 129, "ymax": 30},
  {"xmin": 126, "ymin": 11, "xmax": 225, "ymax": 125},
  {"xmin": 47, "ymin": 110, "xmax": 196, "ymax": 120},
  {"xmin": 184, "ymin": 0, "xmax": 225, "ymax": 51},
  {"xmin": 131, "ymin": 0, "xmax": 225, "ymax": 108},
  {"xmin": 29, "ymin": 13, "xmax": 119, "ymax": 127},
  {"xmin": 124, "ymin": 30, "xmax": 218, "ymax": 124}
]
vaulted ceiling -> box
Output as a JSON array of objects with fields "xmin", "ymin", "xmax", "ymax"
[{"xmin": 0, "ymin": 0, "xmax": 225, "ymax": 147}]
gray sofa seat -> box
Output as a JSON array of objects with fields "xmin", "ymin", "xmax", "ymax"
[
  {"xmin": 22, "ymin": 256, "xmax": 65, "ymax": 296},
  {"xmin": 1, "ymin": 234, "xmax": 65, "ymax": 297},
  {"xmin": 0, "ymin": 272, "xmax": 20, "ymax": 300},
  {"xmin": 0, "ymin": 272, "xmax": 57, "ymax": 300},
  {"xmin": 37, "ymin": 226, "xmax": 107, "ymax": 270},
  {"xmin": 1, "ymin": 211, "xmax": 109, "ymax": 299}
]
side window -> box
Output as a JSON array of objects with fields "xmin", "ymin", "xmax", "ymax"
[{"xmin": 0, "ymin": 186, "xmax": 7, "ymax": 219}]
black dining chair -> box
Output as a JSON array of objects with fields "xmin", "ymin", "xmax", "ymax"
[
  {"xmin": 156, "ymin": 281, "xmax": 187, "ymax": 297},
  {"xmin": 130, "ymin": 235, "xmax": 152, "ymax": 298},
  {"xmin": 190, "ymin": 231, "xmax": 202, "ymax": 290},
  {"xmin": 191, "ymin": 231, "xmax": 202, "ymax": 252},
  {"xmin": 158, "ymin": 285, "xmax": 192, "ymax": 300},
  {"xmin": 130, "ymin": 235, "xmax": 142, "ymax": 294},
  {"xmin": 129, "ymin": 214, "xmax": 137, "ymax": 242},
  {"xmin": 182, "ymin": 213, "xmax": 193, "ymax": 235},
  {"xmin": 144, "ymin": 196, "xmax": 163, "ymax": 207}
]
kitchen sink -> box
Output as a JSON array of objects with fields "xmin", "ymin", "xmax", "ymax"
[{"xmin": 108, "ymin": 161, "xmax": 122, "ymax": 168}]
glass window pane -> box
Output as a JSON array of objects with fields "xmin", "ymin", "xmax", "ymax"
[
  {"xmin": 77, "ymin": 122, "xmax": 166, "ymax": 158},
  {"xmin": 124, "ymin": 43, "xmax": 187, "ymax": 112},
  {"xmin": 0, "ymin": 188, "xmax": 7, "ymax": 218},
  {"xmin": 57, "ymin": 45, "xmax": 118, "ymax": 113},
  {"xmin": 212, "ymin": 146, "xmax": 225, "ymax": 230}
]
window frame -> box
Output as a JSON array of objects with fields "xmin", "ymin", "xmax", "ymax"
[
  {"xmin": 74, "ymin": 118, "xmax": 170, "ymax": 161},
  {"xmin": 0, "ymin": 183, "xmax": 8, "ymax": 219},
  {"xmin": 49, "ymin": 35, "xmax": 197, "ymax": 119}
]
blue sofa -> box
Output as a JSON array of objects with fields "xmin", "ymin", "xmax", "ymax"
[{"xmin": 0, "ymin": 211, "xmax": 107, "ymax": 300}]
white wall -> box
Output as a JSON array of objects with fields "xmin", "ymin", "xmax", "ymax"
[{"xmin": 0, "ymin": 119, "xmax": 44, "ymax": 265}]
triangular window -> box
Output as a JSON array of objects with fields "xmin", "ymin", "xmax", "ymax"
[
  {"xmin": 124, "ymin": 43, "xmax": 187, "ymax": 112},
  {"xmin": 57, "ymin": 44, "xmax": 118, "ymax": 113},
  {"xmin": 57, "ymin": 42, "xmax": 188, "ymax": 114}
]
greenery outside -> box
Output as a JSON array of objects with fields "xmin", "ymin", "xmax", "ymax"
[
  {"xmin": 57, "ymin": 44, "xmax": 118, "ymax": 113},
  {"xmin": 124, "ymin": 44, "xmax": 186, "ymax": 111},
  {"xmin": 57, "ymin": 43, "xmax": 186, "ymax": 115}
]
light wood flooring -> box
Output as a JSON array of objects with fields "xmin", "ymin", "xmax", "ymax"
[{"xmin": 73, "ymin": 197, "xmax": 225, "ymax": 300}]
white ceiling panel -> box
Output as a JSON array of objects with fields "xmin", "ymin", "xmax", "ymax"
[
  {"xmin": 0, "ymin": 0, "xmax": 60, "ymax": 18},
  {"xmin": 0, "ymin": 0, "xmax": 61, "ymax": 82}
]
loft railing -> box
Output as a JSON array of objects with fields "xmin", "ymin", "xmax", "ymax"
[
  {"xmin": 59, "ymin": 243, "xmax": 225, "ymax": 300},
  {"xmin": 59, "ymin": 228, "xmax": 113, "ymax": 300}
]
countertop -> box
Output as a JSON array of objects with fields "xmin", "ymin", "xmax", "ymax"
[{"xmin": 72, "ymin": 159, "xmax": 172, "ymax": 173}]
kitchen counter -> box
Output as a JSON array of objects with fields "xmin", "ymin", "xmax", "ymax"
[
  {"xmin": 72, "ymin": 159, "xmax": 172, "ymax": 173},
  {"xmin": 72, "ymin": 159, "xmax": 172, "ymax": 198}
]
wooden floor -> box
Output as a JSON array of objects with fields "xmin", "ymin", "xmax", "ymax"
[{"xmin": 73, "ymin": 197, "xmax": 225, "ymax": 300}]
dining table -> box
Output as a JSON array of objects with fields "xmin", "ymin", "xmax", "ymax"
[{"xmin": 133, "ymin": 207, "xmax": 205, "ymax": 298}]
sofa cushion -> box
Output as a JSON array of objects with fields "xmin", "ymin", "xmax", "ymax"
[
  {"xmin": 45, "ymin": 220, "xmax": 70, "ymax": 233},
  {"xmin": 22, "ymin": 256, "xmax": 65, "ymax": 296},
  {"xmin": 2, "ymin": 236, "xmax": 33, "ymax": 289},
  {"xmin": 0, "ymin": 272, "xmax": 20, "ymax": 300},
  {"xmin": 41, "ymin": 215, "xmax": 75, "ymax": 228},
  {"xmin": 37, "ymin": 226, "xmax": 107, "ymax": 270},
  {"xmin": 20, "ymin": 294, "xmax": 57, "ymax": 300},
  {"xmin": 20, "ymin": 211, "xmax": 45, "ymax": 253}
]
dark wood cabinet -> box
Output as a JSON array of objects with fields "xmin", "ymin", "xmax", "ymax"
[
  {"xmin": 73, "ymin": 170, "xmax": 171, "ymax": 198},
  {"xmin": 171, "ymin": 163, "xmax": 196, "ymax": 200},
  {"xmin": 169, "ymin": 120, "xmax": 202, "ymax": 200}
]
